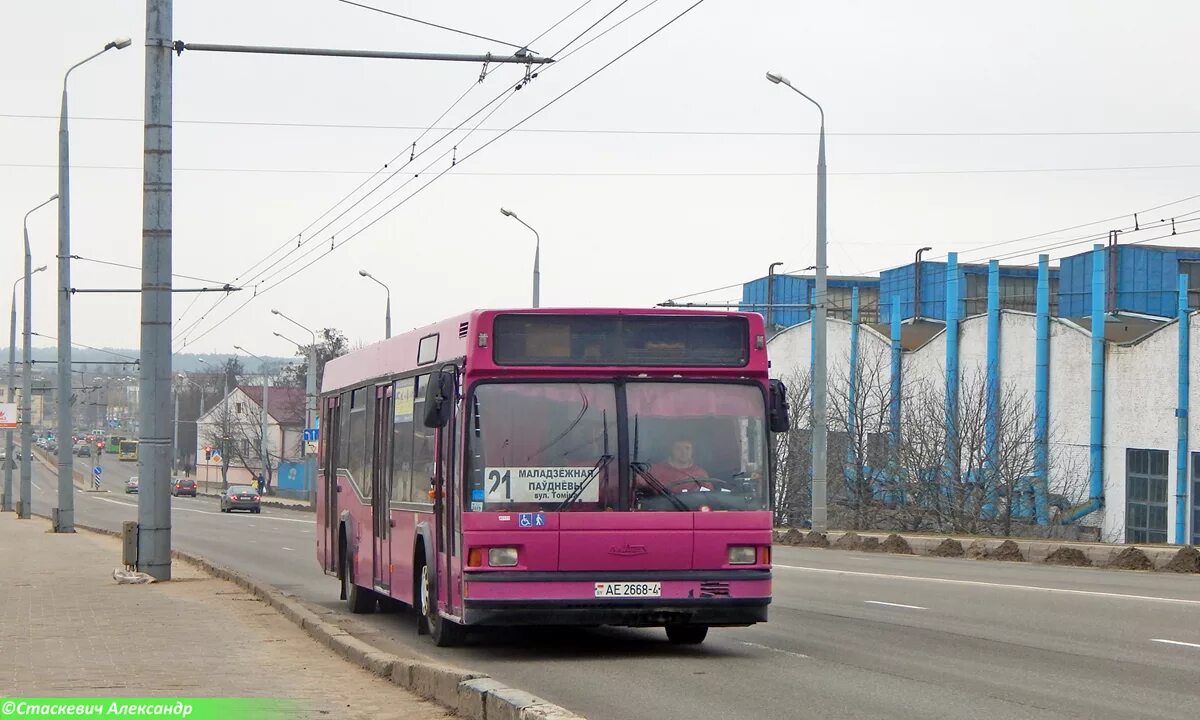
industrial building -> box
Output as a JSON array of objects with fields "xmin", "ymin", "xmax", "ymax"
[{"xmin": 749, "ymin": 243, "xmax": 1200, "ymax": 545}]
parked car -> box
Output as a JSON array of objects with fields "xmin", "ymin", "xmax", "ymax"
[
  {"xmin": 171, "ymin": 477, "xmax": 197, "ymax": 498},
  {"xmin": 220, "ymin": 485, "xmax": 261, "ymax": 513},
  {"xmin": 125, "ymin": 476, "xmax": 139, "ymax": 494}
]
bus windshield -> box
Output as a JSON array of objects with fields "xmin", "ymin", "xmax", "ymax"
[{"xmin": 465, "ymin": 381, "xmax": 767, "ymax": 512}]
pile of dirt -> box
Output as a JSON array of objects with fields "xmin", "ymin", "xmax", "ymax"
[
  {"xmin": 860, "ymin": 536, "xmax": 882, "ymax": 552},
  {"xmin": 965, "ymin": 540, "xmax": 989, "ymax": 559},
  {"xmin": 985, "ymin": 540, "xmax": 1025, "ymax": 562},
  {"xmin": 834, "ymin": 532, "xmax": 864, "ymax": 550},
  {"xmin": 1107, "ymin": 546, "xmax": 1154, "ymax": 571},
  {"xmin": 1162, "ymin": 545, "xmax": 1200, "ymax": 573},
  {"xmin": 929, "ymin": 538, "xmax": 965, "ymax": 557},
  {"xmin": 777, "ymin": 528, "xmax": 805, "ymax": 546},
  {"xmin": 1044, "ymin": 546, "xmax": 1092, "ymax": 567},
  {"xmin": 801, "ymin": 531, "xmax": 830, "ymax": 548},
  {"xmin": 881, "ymin": 534, "xmax": 914, "ymax": 555}
]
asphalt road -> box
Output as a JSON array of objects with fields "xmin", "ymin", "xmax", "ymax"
[{"xmin": 20, "ymin": 449, "xmax": 1200, "ymax": 720}]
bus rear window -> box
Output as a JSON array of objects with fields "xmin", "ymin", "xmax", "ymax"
[{"xmin": 492, "ymin": 314, "xmax": 749, "ymax": 367}]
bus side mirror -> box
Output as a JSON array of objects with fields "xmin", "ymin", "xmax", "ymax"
[
  {"xmin": 768, "ymin": 379, "xmax": 790, "ymax": 433},
  {"xmin": 423, "ymin": 369, "xmax": 455, "ymax": 428}
]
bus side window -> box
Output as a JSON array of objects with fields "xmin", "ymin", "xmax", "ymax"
[
  {"xmin": 392, "ymin": 377, "xmax": 415, "ymax": 502},
  {"xmin": 409, "ymin": 375, "xmax": 435, "ymax": 503}
]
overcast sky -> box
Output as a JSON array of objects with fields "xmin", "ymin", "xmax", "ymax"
[{"xmin": 3, "ymin": 0, "xmax": 1199, "ymax": 358}]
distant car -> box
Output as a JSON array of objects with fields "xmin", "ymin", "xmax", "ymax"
[
  {"xmin": 126, "ymin": 476, "xmax": 139, "ymax": 494},
  {"xmin": 75, "ymin": 444, "xmax": 92, "ymax": 457},
  {"xmin": 220, "ymin": 485, "xmax": 261, "ymax": 513},
  {"xmin": 171, "ymin": 477, "xmax": 197, "ymax": 498}
]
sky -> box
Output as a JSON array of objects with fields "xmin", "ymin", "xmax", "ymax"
[{"xmin": 3, "ymin": 0, "xmax": 1199, "ymax": 358}]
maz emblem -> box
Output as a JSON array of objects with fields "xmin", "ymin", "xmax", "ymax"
[{"xmin": 608, "ymin": 543, "xmax": 648, "ymax": 557}]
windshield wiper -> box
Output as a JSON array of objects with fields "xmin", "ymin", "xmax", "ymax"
[
  {"xmin": 553, "ymin": 453, "xmax": 613, "ymax": 512},
  {"xmin": 630, "ymin": 462, "xmax": 689, "ymax": 512}
]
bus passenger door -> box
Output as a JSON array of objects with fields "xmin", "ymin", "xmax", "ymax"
[
  {"xmin": 321, "ymin": 396, "xmax": 341, "ymax": 572},
  {"xmin": 371, "ymin": 384, "xmax": 393, "ymax": 592},
  {"xmin": 435, "ymin": 369, "xmax": 462, "ymax": 616}
]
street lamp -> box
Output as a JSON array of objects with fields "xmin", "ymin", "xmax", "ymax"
[
  {"xmin": 765, "ymin": 261, "xmax": 784, "ymax": 332},
  {"xmin": 270, "ymin": 308, "xmax": 317, "ymax": 429},
  {"xmin": 56, "ymin": 37, "xmax": 132, "ymax": 533},
  {"xmin": 913, "ymin": 246, "xmax": 933, "ymax": 321},
  {"xmin": 18, "ymin": 194, "xmax": 57, "ymax": 519},
  {"xmin": 233, "ymin": 345, "xmax": 272, "ymax": 490},
  {"xmin": 4, "ymin": 264, "xmax": 47, "ymax": 513},
  {"xmin": 356, "ymin": 271, "xmax": 391, "ymax": 339},
  {"xmin": 500, "ymin": 207, "xmax": 541, "ymax": 308},
  {"xmin": 766, "ymin": 69, "xmax": 829, "ymax": 533}
]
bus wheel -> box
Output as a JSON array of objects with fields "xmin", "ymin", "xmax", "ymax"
[
  {"xmin": 420, "ymin": 561, "xmax": 465, "ymax": 647},
  {"xmin": 342, "ymin": 544, "xmax": 376, "ymax": 614},
  {"xmin": 665, "ymin": 624, "xmax": 708, "ymax": 645}
]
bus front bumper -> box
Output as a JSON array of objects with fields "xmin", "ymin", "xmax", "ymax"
[{"xmin": 460, "ymin": 569, "xmax": 771, "ymax": 627}]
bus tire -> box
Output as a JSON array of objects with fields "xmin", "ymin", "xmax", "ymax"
[
  {"xmin": 342, "ymin": 543, "xmax": 376, "ymax": 614},
  {"xmin": 665, "ymin": 624, "xmax": 708, "ymax": 645},
  {"xmin": 419, "ymin": 560, "xmax": 465, "ymax": 647}
]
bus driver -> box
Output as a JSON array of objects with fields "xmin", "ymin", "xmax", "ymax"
[{"xmin": 649, "ymin": 439, "xmax": 713, "ymax": 492}]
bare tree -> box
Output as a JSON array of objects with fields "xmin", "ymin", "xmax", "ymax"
[
  {"xmin": 827, "ymin": 347, "xmax": 896, "ymax": 530},
  {"xmin": 201, "ymin": 400, "xmax": 276, "ymax": 491},
  {"xmin": 772, "ymin": 369, "xmax": 812, "ymax": 527}
]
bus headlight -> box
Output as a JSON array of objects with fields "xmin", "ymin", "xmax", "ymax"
[
  {"xmin": 488, "ymin": 547, "xmax": 518, "ymax": 567},
  {"xmin": 728, "ymin": 546, "xmax": 756, "ymax": 565}
]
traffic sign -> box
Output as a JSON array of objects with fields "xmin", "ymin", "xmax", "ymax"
[
  {"xmin": 303, "ymin": 428, "xmax": 319, "ymax": 442},
  {"xmin": 93, "ymin": 465, "xmax": 103, "ymax": 477},
  {"xmin": 107, "ymin": 419, "xmax": 120, "ymax": 429},
  {"xmin": 92, "ymin": 466, "xmax": 102, "ymax": 491}
]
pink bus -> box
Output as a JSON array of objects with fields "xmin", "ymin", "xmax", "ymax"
[{"xmin": 316, "ymin": 308, "xmax": 790, "ymax": 646}]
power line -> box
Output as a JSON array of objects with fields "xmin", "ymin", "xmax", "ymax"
[
  {"xmin": 7, "ymin": 112, "xmax": 1199, "ymax": 137},
  {"xmin": 11, "ymin": 161, "xmax": 1200, "ymax": 177},
  {"xmin": 178, "ymin": 0, "xmax": 714, "ymax": 350},
  {"xmin": 335, "ymin": 0, "xmax": 534, "ymax": 52},
  {"xmin": 69, "ymin": 254, "xmax": 231, "ymax": 285}
]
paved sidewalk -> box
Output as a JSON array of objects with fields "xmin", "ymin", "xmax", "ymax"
[{"xmin": 0, "ymin": 514, "xmax": 448, "ymax": 720}]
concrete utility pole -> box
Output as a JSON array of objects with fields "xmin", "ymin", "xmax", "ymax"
[
  {"xmin": 357, "ymin": 272, "xmax": 391, "ymax": 339},
  {"xmin": 500, "ymin": 208, "xmax": 541, "ymax": 308},
  {"xmin": 5, "ymin": 265, "xmax": 47, "ymax": 512},
  {"xmin": 137, "ymin": 0, "xmax": 171, "ymax": 578},
  {"xmin": 57, "ymin": 36, "xmax": 131, "ymax": 534},
  {"xmin": 767, "ymin": 70, "xmax": 828, "ymax": 533},
  {"xmin": 20, "ymin": 200, "xmax": 54, "ymax": 519}
]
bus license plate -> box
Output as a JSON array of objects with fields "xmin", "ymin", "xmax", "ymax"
[{"xmin": 594, "ymin": 581, "xmax": 661, "ymax": 598}]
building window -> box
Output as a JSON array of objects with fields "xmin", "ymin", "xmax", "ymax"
[
  {"xmin": 1126, "ymin": 448, "xmax": 1168, "ymax": 544},
  {"xmin": 1182, "ymin": 261, "xmax": 1200, "ymax": 309},
  {"xmin": 1192, "ymin": 452, "xmax": 1200, "ymax": 546}
]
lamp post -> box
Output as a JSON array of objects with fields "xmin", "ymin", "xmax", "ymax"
[
  {"xmin": 765, "ymin": 261, "xmax": 784, "ymax": 332},
  {"xmin": 270, "ymin": 309, "xmax": 317, "ymax": 431},
  {"xmin": 357, "ymin": 271, "xmax": 391, "ymax": 339},
  {"xmin": 19, "ymin": 194, "xmax": 57, "ymax": 519},
  {"xmin": 500, "ymin": 207, "xmax": 541, "ymax": 308},
  {"xmin": 766, "ymin": 70, "xmax": 828, "ymax": 533},
  {"xmin": 234, "ymin": 346, "xmax": 271, "ymax": 490},
  {"xmin": 4, "ymin": 265, "xmax": 47, "ymax": 512},
  {"xmin": 56, "ymin": 36, "xmax": 132, "ymax": 533},
  {"xmin": 913, "ymin": 246, "xmax": 932, "ymax": 321},
  {"xmin": 198, "ymin": 358, "xmax": 231, "ymax": 490}
]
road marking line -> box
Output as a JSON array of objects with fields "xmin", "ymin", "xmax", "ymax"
[
  {"xmin": 1151, "ymin": 638, "xmax": 1200, "ymax": 649},
  {"xmin": 84, "ymin": 491, "xmax": 314, "ymax": 523},
  {"xmin": 864, "ymin": 600, "xmax": 927, "ymax": 610},
  {"xmin": 281, "ymin": 547, "xmax": 295, "ymax": 551},
  {"xmin": 740, "ymin": 641, "xmax": 809, "ymax": 659},
  {"xmin": 774, "ymin": 564, "xmax": 1200, "ymax": 607},
  {"xmin": 94, "ymin": 498, "xmax": 137, "ymax": 508}
]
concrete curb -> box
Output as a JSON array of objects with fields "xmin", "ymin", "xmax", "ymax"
[
  {"xmin": 773, "ymin": 528, "xmax": 1197, "ymax": 572},
  {"xmin": 37, "ymin": 516, "xmax": 585, "ymax": 720}
]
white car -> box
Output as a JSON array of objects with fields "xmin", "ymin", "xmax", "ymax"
[{"xmin": 126, "ymin": 476, "xmax": 139, "ymax": 494}]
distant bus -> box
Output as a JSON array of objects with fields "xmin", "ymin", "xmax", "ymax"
[
  {"xmin": 106, "ymin": 436, "xmax": 125, "ymax": 454},
  {"xmin": 317, "ymin": 309, "xmax": 789, "ymax": 646},
  {"xmin": 118, "ymin": 440, "xmax": 138, "ymax": 462}
]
